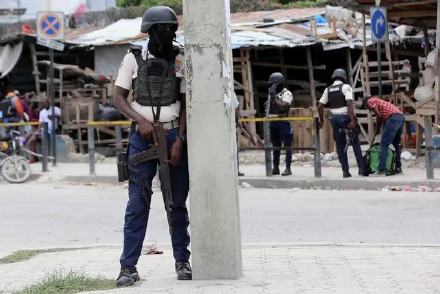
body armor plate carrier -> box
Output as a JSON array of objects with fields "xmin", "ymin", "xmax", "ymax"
[
  {"xmin": 327, "ymin": 84, "xmax": 347, "ymax": 109},
  {"xmin": 132, "ymin": 47, "xmax": 180, "ymax": 107},
  {"xmin": 269, "ymin": 89, "xmax": 289, "ymax": 115}
]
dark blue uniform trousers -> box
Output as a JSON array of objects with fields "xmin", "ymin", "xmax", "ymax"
[
  {"xmin": 331, "ymin": 114, "xmax": 365, "ymax": 174},
  {"xmin": 270, "ymin": 121, "xmax": 293, "ymax": 168},
  {"xmin": 120, "ymin": 127, "xmax": 190, "ymax": 266}
]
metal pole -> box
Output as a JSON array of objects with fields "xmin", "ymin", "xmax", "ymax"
[
  {"xmin": 263, "ymin": 121, "xmax": 272, "ymax": 177},
  {"xmin": 377, "ymin": 42, "xmax": 382, "ymax": 98},
  {"xmin": 313, "ymin": 118, "xmax": 322, "ymax": 178},
  {"xmin": 115, "ymin": 125, "xmax": 122, "ymax": 153},
  {"xmin": 49, "ymin": 48, "xmax": 56, "ymax": 166},
  {"xmin": 425, "ymin": 116, "xmax": 434, "ymax": 179},
  {"xmin": 87, "ymin": 126, "xmax": 95, "ymax": 175},
  {"xmin": 42, "ymin": 122, "xmax": 48, "ymax": 172}
]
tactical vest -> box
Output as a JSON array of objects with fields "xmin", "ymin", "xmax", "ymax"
[
  {"xmin": 269, "ymin": 89, "xmax": 289, "ymax": 115},
  {"xmin": 131, "ymin": 47, "xmax": 180, "ymax": 107},
  {"xmin": 327, "ymin": 84, "xmax": 346, "ymax": 109}
]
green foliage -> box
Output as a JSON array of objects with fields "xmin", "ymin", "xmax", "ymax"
[
  {"xmin": 117, "ymin": 0, "xmax": 141, "ymax": 7},
  {"xmin": 230, "ymin": 0, "xmax": 281, "ymax": 12},
  {"xmin": 15, "ymin": 270, "xmax": 115, "ymax": 294},
  {"xmin": 0, "ymin": 250, "xmax": 40, "ymax": 264},
  {"xmin": 0, "ymin": 248, "xmax": 78, "ymax": 264}
]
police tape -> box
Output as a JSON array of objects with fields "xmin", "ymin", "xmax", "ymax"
[
  {"xmin": 86, "ymin": 121, "xmax": 132, "ymax": 126},
  {"xmin": 238, "ymin": 117, "xmax": 315, "ymax": 123},
  {"xmin": 0, "ymin": 121, "xmax": 41, "ymax": 127}
]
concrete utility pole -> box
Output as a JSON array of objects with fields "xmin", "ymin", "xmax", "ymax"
[{"xmin": 183, "ymin": 0, "xmax": 243, "ymax": 280}]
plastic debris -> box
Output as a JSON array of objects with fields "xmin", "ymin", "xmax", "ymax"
[
  {"xmin": 401, "ymin": 151, "xmax": 416, "ymax": 161},
  {"xmin": 240, "ymin": 182, "xmax": 253, "ymax": 188}
]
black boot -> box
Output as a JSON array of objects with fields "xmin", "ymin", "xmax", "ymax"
[
  {"xmin": 272, "ymin": 166, "xmax": 280, "ymax": 175},
  {"xmin": 116, "ymin": 265, "xmax": 140, "ymax": 287},
  {"xmin": 358, "ymin": 169, "xmax": 368, "ymax": 177},
  {"xmin": 282, "ymin": 167, "xmax": 292, "ymax": 176},
  {"xmin": 393, "ymin": 166, "xmax": 403, "ymax": 175},
  {"xmin": 343, "ymin": 172, "xmax": 352, "ymax": 178},
  {"xmin": 175, "ymin": 261, "xmax": 192, "ymax": 280},
  {"xmin": 238, "ymin": 171, "xmax": 245, "ymax": 176}
]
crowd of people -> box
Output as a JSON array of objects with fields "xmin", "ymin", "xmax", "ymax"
[{"xmin": 0, "ymin": 86, "xmax": 61, "ymax": 163}]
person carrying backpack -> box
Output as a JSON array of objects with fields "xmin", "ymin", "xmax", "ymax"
[
  {"xmin": 0, "ymin": 86, "xmax": 25, "ymax": 123},
  {"xmin": 361, "ymin": 96, "xmax": 404, "ymax": 176}
]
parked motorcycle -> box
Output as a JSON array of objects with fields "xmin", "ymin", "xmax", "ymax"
[{"xmin": 0, "ymin": 128, "xmax": 31, "ymax": 183}]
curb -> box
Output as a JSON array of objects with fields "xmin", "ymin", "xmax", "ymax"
[{"xmin": 239, "ymin": 178, "xmax": 440, "ymax": 191}]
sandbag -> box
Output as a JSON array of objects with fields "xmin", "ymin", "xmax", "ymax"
[{"xmin": 414, "ymin": 86, "xmax": 434, "ymax": 102}]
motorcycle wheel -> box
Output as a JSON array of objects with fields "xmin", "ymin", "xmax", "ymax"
[{"xmin": 1, "ymin": 156, "xmax": 31, "ymax": 183}]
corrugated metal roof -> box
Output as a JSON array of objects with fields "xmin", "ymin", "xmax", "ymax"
[
  {"xmin": 64, "ymin": 8, "xmax": 326, "ymax": 48},
  {"xmin": 230, "ymin": 8, "xmax": 324, "ymax": 24},
  {"xmin": 24, "ymin": 7, "xmax": 380, "ymax": 51}
]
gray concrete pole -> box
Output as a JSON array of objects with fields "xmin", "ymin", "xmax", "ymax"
[{"xmin": 183, "ymin": 0, "xmax": 243, "ymax": 280}]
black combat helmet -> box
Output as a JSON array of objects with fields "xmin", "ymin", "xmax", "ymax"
[
  {"xmin": 268, "ymin": 72, "xmax": 285, "ymax": 85},
  {"xmin": 331, "ymin": 68, "xmax": 347, "ymax": 83},
  {"xmin": 141, "ymin": 6, "xmax": 178, "ymax": 33}
]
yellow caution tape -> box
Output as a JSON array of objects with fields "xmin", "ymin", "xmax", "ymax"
[
  {"xmin": 86, "ymin": 121, "xmax": 132, "ymax": 126},
  {"xmin": 0, "ymin": 122, "xmax": 41, "ymax": 127},
  {"xmin": 238, "ymin": 117, "xmax": 314, "ymax": 122}
]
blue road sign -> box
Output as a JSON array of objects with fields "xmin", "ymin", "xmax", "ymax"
[
  {"xmin": 37, "ymin": 11, "xmax": 64, "ymax": 40},
  {"xmin": 370, "ymin": 7, "xmax": 387, "ymax": 43}
]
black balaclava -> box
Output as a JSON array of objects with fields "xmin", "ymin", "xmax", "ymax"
[
  {"xmin": 276, "ymin": 84, "xmax": 284, "ymax": 94},
  {"xmin": 148, "ymin": 25, "xmax": 177, "ymax": 60}
]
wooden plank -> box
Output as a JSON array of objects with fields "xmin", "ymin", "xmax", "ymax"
[
  {"xmin": 252, "ymin": 61, "xmax": 326, "ymax": 71},
  {"xmin": 416, "ymin": 124, "xmax": 423, "ymax": 157},
  {"xmin": 393, "ymin": 1, "xmax": 437, "ymax": 8},
  {"xmin": 346, "ymin": 48, "xmax": 354, "ymax": 87},
  {"xmin": 245, "ymin": 49, "xmax": 257, "ymax": 136},
  {"xmin": 240, "ymin": 48, "xmax": 251, "ymax": 110},
  {"xmin": 29, "ymin": 42, "xmax": 41, "ymax": 94},
  {"xmin": 388, "ymin": 11, "xmax": 437, "ymax": 18},
  {"xmin": 306, "ymin": 47, "xmax": 317, "ymax": 106},
  {"xmin": 362, "ymin": 13, "xmax": 370, "ymax": 96},
  {"xmin": 423, "ymin": 28, "xmax": 430, "ymax": 58}
]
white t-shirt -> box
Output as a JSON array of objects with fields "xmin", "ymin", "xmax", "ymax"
[
  {"xmin": 319, "ymin": 80, "xmax": 353, "ymax": 114},
  {"xmin": 39, "ymin": 106, "xmax": 61, "ymax": 133},
  {"xmin": 115, "ymin": 45, "xmax": 185, "ymax": 123}
]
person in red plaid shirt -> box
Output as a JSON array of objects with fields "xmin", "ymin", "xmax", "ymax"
[{"xmin": 361, "ymin": 96, "xmax": 405, "ymax": 176}]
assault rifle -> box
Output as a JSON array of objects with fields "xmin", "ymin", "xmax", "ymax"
[
  {"xmin": 153, "ymin": 123, "xmax": 173, "ymax": 235},
  {"xmin": 342, "ymin": 124, "xmax": 360, "ymax": 153},
  {"xmin": 127, "ymin": 123, "xmax": 173, "ymax": 235}
]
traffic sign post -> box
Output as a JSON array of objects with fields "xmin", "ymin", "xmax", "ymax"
[
  {"xmin": 37, "ymin": 11, "xmax": 64, "ymax": 166},
  {"xmin": 370, "ymin": 7, "xmax": 387, "ymax": 98}
]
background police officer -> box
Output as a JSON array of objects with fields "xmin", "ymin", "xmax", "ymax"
[
  {"xmin": 318, "ymin": 69, "xmax": 366, "ymax": 178},
  {"xmin": 267, "ymin": 72, "xmax": 293, "ymax": 176},
  {"xmin": 113, "ymin": 6, "xmax": 191, "ymax": 286}
]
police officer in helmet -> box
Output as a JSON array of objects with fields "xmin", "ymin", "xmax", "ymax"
[
  {"xmin": 113, "ymin": 6, "xmax": 191, "ymax": 286},
  {"xmin": 318, "ymin": 68, "xmax": 366, "ymax": 178},
  {"xmin": 267, "ymin": 72, "xmax": 293, "ymax": 176}
]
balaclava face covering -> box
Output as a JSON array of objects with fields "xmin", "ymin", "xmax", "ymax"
[
  {"xmin": 148, "ymin": 25, "xmax": 177, "ymax": 60},
  {"xmin": 276, "ymin": 84, "xmax": 284, "ymax": 94}
]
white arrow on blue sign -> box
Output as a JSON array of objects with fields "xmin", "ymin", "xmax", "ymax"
[{"xmin": 370, "ymin": 7, "xmax": 387, "ymax": 43}]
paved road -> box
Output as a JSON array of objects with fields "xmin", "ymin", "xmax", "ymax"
[{"xmin": 1, "ymin": 183, "xmax": 440, "ymax": 255}]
